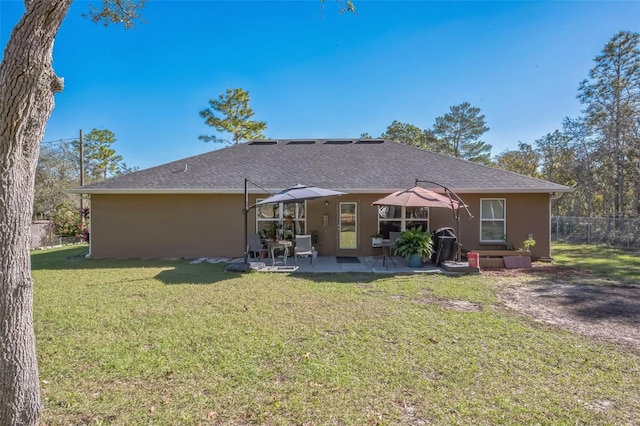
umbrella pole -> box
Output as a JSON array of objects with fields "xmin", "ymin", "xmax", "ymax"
[
  {"xmin": 244, "ymin": 178, "xmax": 249, "ymax": 264},
  {"xmin": 456, "ymin": 208, "xmax": 461, "ymax": 262},
  {"xmin": 414, "ymin": 179, "xmax": 473, "ymax": 263}
]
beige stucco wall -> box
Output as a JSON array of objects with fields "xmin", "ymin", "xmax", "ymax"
[
  {"xmin": 90, "ymin": 194, "xmax": 245, "ymax": 258},
  {"xmin": 89, "ymin": 192, "xmax": 551, "ymax": 259},
  {"xmin": 454, "ymin": 193, "xmax": 551, "ymax": 259}
]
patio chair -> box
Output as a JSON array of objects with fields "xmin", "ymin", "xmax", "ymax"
[
  {"xmin": 294, "ymin": 234, "xmax": 314, "ymax": 265},
  {"xmin": 248, "ymin": 233, "xmax": 267, "ymax": 260},
  {"xmin": 389, "ymin": 231, "xmax": 402, "ymax": 244}
]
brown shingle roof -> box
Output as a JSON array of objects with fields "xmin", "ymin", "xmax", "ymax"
[{"xmin": 72, "ymin": 139, "xmax": 572, "ymax": 194}]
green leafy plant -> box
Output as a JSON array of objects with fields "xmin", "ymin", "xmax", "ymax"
[
  {"xmin": 310, "ymin": 230, "xmax": 319, "ymax": 246},
  {"xmin": 50, "ymin": 202, "xmax": 83, "ymax": 237},
  {"xmin": 522, "ymin": 238, "xmax": 536, "ymax": 251},
  {"xmin": 261, "ymin": 223, "xmax": 280, "ymax": 240},
  {"xmin": 393, "ymin": 226, "xmax": 434, "ymax": 259},
  {"xmin": 501, "ymin": 235, "xmax": 515, "ymax": 250}
]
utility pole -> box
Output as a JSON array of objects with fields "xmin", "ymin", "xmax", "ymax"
[{"xmin": 79, "ymin": 129, "xmax": 85, "ymax": 221}]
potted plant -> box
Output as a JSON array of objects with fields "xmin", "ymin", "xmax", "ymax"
[
  {"xmin": 371, "ymin": 233, "xmax": 383, "ymax": 247},
  {"xmin": 310, "ymin": 230, "xmax": 319, "ymax": 246},
  {"xmin": 310, "ymin": 230, "xmax": 319, "ymax": 258},
  {"xmin": 522, "ymin": 237, "xmax": 536, "ymax": 251},
  {"xmin": 394, "ymin": 226, "xmax": 434, "ymax": 268},
  {"xmin": 260, "ymin": 223, "xmax": 280, "ymax": 241}
]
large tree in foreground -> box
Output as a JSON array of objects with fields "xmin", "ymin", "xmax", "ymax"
[
  {"xmin": 199, "ymin": 87, "xmax": 267, "ymax": 145},
  {"xmin": 0, "ymin": 2, "xmax": 145, "ymax": 424},
  {"xmin": 1, "ymin": 2, "xmax": 353, "ymax": 423}
]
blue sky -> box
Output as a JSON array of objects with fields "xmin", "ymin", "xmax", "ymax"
[{"xmin": 1, "ymin": 1, "xmax": 639, "ymax": 170}]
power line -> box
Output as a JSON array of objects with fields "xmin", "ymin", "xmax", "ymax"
[{"xmin": 42, "ymin": 137, "xmax": 77, "ymax": 144}]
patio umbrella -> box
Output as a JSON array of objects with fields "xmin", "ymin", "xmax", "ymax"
[
  {"xmin": 235, "ymin": 182, "xmax": 346, "ymax": 268},
  {"xmin": 372, "ymin": 185, "xmax": 461, "ymax": 210},
  {"xmin": 256, "ymin": 183, "xmax": 346, "ymax": 205},
  {"xmin": 372, "ymin": 183, "xmax": 470, "ymax": 263}
]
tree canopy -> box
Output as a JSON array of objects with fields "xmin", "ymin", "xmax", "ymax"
[
  {"xmin": 373, "ymin": 103, "xmax": 492, "ymax": 165},
  {"xmin": 199, "ymin": 88, "xmax": 267, "ymax": 145},
  {"xmin": 577, "ymin": 30, "xmax": 640, "ymax": 218},
  {"xmin": 432, "ymin": 102, "xmax": 492, "ymax": 165},
  {"xmin": 494, "ymin": 142, "xmax": 540, "ymax": 178},
  {"xmin": 81, "ymin": 128, "xmax": 134, "ymax": 180},
  {"xmin": 493, "ymin": 31, "xmax": 640, "ymax": 218}
]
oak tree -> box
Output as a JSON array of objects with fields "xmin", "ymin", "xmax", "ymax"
[
  {"xmin": 0, "ymin": 2, "xmax": 146, "ymax": 424},
  {"xmin": 0, "ymin": 2, "xmax": 352, "ymax": 423}
]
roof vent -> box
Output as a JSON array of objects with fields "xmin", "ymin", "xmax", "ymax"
[
  {"xmin": 324, "ymin": 140, "xmax": 353, "ymax": 145},
  {"xmin": 249, "ymin": 140, "xmax": 278, "ymax": 145},
  {"xmin": 287, "ymin": 140, "xmax": 316, "ymax": 145},
  {"xmin": 355, "ymin": 139, "xmax": 384, "ymax": 144}
]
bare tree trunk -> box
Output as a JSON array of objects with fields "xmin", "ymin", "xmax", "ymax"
[{"xmin": 0, "ymin": 1, "xmax": 71, "ymax": 424}]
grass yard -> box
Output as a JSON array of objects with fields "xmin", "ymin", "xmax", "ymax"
[
  {"xmin": 32, "ymin": 246, "xmax": 640, "ymax": 425},
  {"xmin": 552, "ymin": 241, "xmax": 640, "ymax": 284}
]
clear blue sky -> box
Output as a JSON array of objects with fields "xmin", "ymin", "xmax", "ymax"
[{"xmin": 2, "ymin": 1, "xmax": 639, "ymax": 169}]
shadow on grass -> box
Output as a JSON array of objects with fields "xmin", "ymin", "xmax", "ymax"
[
  {"xmin": 291, "ymin": 272, "xmax": 386, "ymax": 285},
  {"xmin": 31, "ymin": 246, "xmax": 236, "ymax": 285},
  {"xmin": 31, "ymin": 246, "xmax": 91, "ymax": 270},
  {"xmin": 508, "ymin": 262, "xmax": 640, "ymax": 327},
  {"xmin": 154, "ymin": 263, "xmax": 232, "ymax": 285},
  {"xmin": 531, "ymin": 281, "xmax": 640, "ymax": 323}
]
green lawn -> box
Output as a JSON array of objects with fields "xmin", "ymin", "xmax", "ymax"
[
  {"xmin": 32, "ymin": 245, "xmax": 639, "ymax": 425},
  {"xmin": 552, "ymin": 241, "xmax": 640, "ymax": 284}
]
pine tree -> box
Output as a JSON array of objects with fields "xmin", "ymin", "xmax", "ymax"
[{"xmin": 199, "ymin": 88, "xmax": 267, "ymax": 144}]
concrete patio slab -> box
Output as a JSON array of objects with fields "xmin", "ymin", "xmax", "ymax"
[{"xmin": 226, "ymin": 255, "xmax": 452, "ymax": 274}]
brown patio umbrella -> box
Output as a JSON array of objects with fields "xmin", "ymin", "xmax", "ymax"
[
  {"xmin": 372, "ymin": 183, "xmax": 470, "ymax": 263},
  {"xmin": 372, "ymin": 185, "xmax": 462, "ymax": 210}
]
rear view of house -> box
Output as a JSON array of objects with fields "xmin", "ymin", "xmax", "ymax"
[{"xmin": 71, "ymin": 139, "xmax": 572, "ymax": 260}]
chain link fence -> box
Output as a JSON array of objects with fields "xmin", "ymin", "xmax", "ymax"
[
  {"xmin": 31, "ymin": 221, "xmax": 85, "ymax": 249},
  {"xmin": 552, "ymin": 216, "xmax": 640, "ymax": 249}
]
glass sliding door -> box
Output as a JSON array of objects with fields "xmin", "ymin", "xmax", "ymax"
[{"xmin": 339, "ymin": 202, "xmax": 357, "ymax": 249}]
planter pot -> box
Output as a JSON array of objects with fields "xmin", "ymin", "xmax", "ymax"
[
  {"xmin": 372, "ymin": 237, "xmax": 383, "ymax": 247},
  {"xmin": 408, "ymin": 253, "xmax": 423, "ymax": 268}
]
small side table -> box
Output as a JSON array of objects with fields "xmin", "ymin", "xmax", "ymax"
[{"xmin": 269, "ymin": 240, "xmax": 292, "ymax": 266}]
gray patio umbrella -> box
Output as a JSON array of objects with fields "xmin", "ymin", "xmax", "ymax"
[
  {"xmin": 256, "ymin": 184, "xmax": 346, "ymax": 205},
  {"xmin": 231, "ymin": 181, "xmax": 347, "ymax": 270}
]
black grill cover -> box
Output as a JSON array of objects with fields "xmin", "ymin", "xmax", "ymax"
[{"xmin": 431, "ymin": 227, "xmax": 457, "ymax": 265}]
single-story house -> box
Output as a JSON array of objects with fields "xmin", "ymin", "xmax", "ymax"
[{"xmin": 71, "ymin": 139, "xmax": 572, "ymax": 260}]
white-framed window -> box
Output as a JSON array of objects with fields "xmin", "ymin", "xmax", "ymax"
[
  {"xmin": 256, "ymin": 200, "xmax": 306, "ymax": 240},
  {"xmin": 377, "ymin": 206, "xmax": 429, "ymax": 237},
  {"xmin": 480, "ymin": 198, "xmax": 506, "ymax": 242}
]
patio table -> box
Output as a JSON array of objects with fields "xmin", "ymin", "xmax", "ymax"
[
  {"xmin": 269, "ymin": 240, "xmax": 293, "ymax": 266},
  {"xmin": 373, "ymin": 240, "xmax": 396, "ymax": 269}
]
